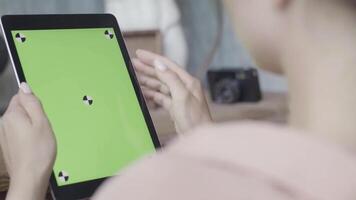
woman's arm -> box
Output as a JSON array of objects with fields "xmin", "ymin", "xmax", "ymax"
[{"xmin": 0, "ymin": 83, "xmax": 56, "ymax": 200}]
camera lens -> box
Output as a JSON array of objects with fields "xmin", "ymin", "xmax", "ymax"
[{"xmin": 214, "ymin": 79, "xmax": 241, "ymax": 104}]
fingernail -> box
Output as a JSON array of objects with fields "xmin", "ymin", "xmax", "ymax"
[
  {"xmin": 154, "ymin": 59, "xmax": 167, "ymax": 72},
  {"xmin": 20, "ymin": 82, "xmax": 32, "ymax": 94},
  {"xmin": 136, "ymin": 49, "xmax": 145, "ymax": 57}
]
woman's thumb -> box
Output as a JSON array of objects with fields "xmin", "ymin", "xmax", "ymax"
[
  {"xmin": 19, "ymin": 82, "xmax": 32, "ymax": 94},
  {"xmin": 18, "ymin": 83, "xmax": 46, "ymax": 123}
]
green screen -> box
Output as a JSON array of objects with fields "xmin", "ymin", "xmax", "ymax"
[{"xmin": 11, "ymin": 28, "xmax": 156, "ymax": 186}]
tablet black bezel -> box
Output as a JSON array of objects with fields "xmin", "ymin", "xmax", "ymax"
[{"xmin": 1, "ymin": 14, "xmax": 161, "ymax": 200}]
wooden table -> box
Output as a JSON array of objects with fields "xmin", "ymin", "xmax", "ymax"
[{"xmin": 152, "ymin": 92, "xmax": 288, "ymax": 143}]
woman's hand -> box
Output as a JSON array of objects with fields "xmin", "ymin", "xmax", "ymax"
[
  {"xmin": 133, "ymin": 50, "xmax": 212, "ymax": 134},
  {"xmin": 0, "ymin": 83, "xmax": 56, "ymax": 200}
]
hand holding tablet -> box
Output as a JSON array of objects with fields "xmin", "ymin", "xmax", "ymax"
[
  {"xmin": 0, "ymin": 83, "xmax": 56, "ymax": 200},
  {"xmin": 1, "ymin": 14, "xmax": 160, "ymax": 200}
]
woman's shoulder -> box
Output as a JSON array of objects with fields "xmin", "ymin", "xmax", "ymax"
[
  {"xmin": 168, "ymin": 121, "xmax": 356, "ymax": 199},
  {"xmin": 94, "ymin": 121, "xmax": 356, "ymax": 200},
  {"xmin": 169, "ymin": 121, "xmax": 356, "ymax": 162}
]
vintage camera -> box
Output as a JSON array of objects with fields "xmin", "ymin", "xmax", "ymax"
[{"xmin": 207, "ymin": 68, "xmax": 262, "ymax": 104}]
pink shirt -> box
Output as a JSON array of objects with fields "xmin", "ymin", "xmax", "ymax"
[{"xmin": 94, "ymin": 122, "xmax": 356, "ymax": 200}]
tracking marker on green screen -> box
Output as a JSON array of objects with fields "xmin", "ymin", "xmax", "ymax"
[
  {"xmin": 15, "ymin": 33, "xmax": 26, "ymax": 43},
  {"xmin": 104, "ymin": 30, "xmax": 114, "ymax": 39},
  {"xmin": 83, "ymin": 95, "xmax": 94, "ymax": 106},
  {"xmin": 58, "ymin": 171, "xmax": 69, "ymax": 183}
]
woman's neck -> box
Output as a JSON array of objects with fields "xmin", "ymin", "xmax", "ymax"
[{"xmin": 282, "ymin": 2, "xmax": 356, "ymax": 150}]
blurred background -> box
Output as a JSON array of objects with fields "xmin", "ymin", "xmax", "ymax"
[{"xmin": 0, "ymin": 0, "xmax": 289, "ymax": 140}]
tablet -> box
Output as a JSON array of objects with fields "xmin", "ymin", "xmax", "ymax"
[{"xmin": 1, "ymin": 14, "xmax": 160, "ymax": 200}]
